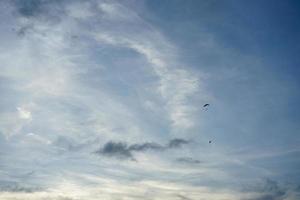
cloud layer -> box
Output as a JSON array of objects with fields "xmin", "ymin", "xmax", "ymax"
[{"xmin": 0, "ymin": 0, "xmax": 299, "ymax": 199}]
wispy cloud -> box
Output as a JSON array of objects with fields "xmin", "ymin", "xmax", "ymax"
[
  {"xmin": 0, "ymin": 0, "xmax": 299, "ymax": 199},
  {"xmin": 92, "ymin": 1, "xmax": 206, "ymax": 132}
]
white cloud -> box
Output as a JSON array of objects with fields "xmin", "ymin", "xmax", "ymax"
[
  {"xmin": 17, "ymin": 107, "xmax": 32, "ymax": 120},
  {"xmin": 25, "ymin": 133, "xmax": 52, "ymax": 145},
  {"xmin": 0, "ymin": 105, "xmax": 33, "ymax": 137},
  {"xmin": 66, "ymin": 1, "xmax": 94, "ymax": 19},
  {"xmin": 92, "ymin": 2, "xmax": 208, "ymax": 132}
]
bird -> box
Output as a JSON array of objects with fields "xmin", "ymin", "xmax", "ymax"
[
  {"xmin": 209, "ymin": 140, "xmax": 212, "ymax": 144},
  {"xmin": 203, "ymin": 104, "xmax": 210, "ymax": 107}
]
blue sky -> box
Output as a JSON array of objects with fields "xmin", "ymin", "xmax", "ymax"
[{"xmin": 0, "ymin": 0, "xmax": 299, "ymax": 199}]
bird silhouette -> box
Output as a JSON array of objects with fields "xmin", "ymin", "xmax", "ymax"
[{"xmin": 203, "ymin": 104, "xmax": 210, "ymax": 107}]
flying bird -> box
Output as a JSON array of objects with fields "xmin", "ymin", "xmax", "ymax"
[
  {"xmin": 209, "ymin": 140, "xmax": 212, "ymax": 144},
  {"xmin": 203, "ymin": 104, "xmax": 210, "ymax": 107}
]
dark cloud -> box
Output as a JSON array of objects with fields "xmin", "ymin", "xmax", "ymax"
[
  {"xmin": 15, "ymin": 24, "xmax": 34, "ymax": 36},
  {"xmin": 96, "ymin": 141, "xmax": 134, "ymax": 160},
  {"xmin": 176, "ymin": 194, "xmax": 193, "ymax": 200},
  {"xmin": 14, "ymin": 0, "xmax": 43, "ymax": 17},
  {"xmin": 243, "ymin": 179, "xmax": 287, "ymax": 200},
  {"xmin": 12, "ymin": 0, "xmax": 65, "ymax": 23},
  {"xmin": 168, "ymin": 138, "xmax": 189, "ymax": 148},
  {"xmin": 96, "ymin": 138, "xmax": 190, "ymax": 160},
  {"xmin": 249, "ymin": 195, "xmax": 276, "ymax": 200},
  {"xmin": 128, "ymin": 142, "xmax": 164, "ymax": 151},
  {"xmin": 0, "ymin": 181, "xmax": 41, "ymax": 193},
  {"xmin": 176, "ymin": 157, "xmax": 201, "ymax": 164},
  {"xmin": 262, "ymin": 179, "xmax": 286, "ymax": 198},
  {"xmin": 57, "ymin": 198, "xmax": 76, "ymax": 200}
]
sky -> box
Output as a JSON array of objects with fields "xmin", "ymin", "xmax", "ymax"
[{"xmin": 0, "ymin": 0, "xmax": 300, "ymax": 199}]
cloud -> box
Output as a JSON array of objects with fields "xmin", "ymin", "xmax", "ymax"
[
  {"xmin": 0, "ymin": 177, "xmax": 246, "ymax": 200},
  {"xmin": 0, "ymin": 106, "xmax": 33, "ymax": 137},
  {"xmin": 96, "ymin": 138, "xmax": 190, "ymax": 160},
  {"xmin": 25, "ymin": 133, "xmax": 52, "ymax": 145},
  {"xmin": 1, "ymin": 1, "xmax": 299, "ymax": 200},
  {"xmin": 242, "ymin": 179, "xmax": 300, "ymax": 200},
  {"xmin": 17, "ymin": 107, "xmax": 32, "ymax": 120},
  {"xmin": 176, "ymin": 157, "xmax": 201, "ymax": 165},
  {"xmin": 14, "ymin": 0, "xmax": 44, "ymax": 17},
  {"xmin": 13, "ymin": 0, "xmax": 64, "ymax": 21},
  {"xmin": 96, "ymin": 141, "xmax": 134, "ymax": 160},
  {"xmin": 0, "ymin": 181, "xmax": 41, "ymax": 193},
  {"xmin": 176, "ymin": 194, "xmax": 193, "ymax": 200},
  {"xmin": 15, "ymin": 24, "xmax": 34, "ymax": 37},
  {"xmin": 93, "ymin": 1, "xmax": 206, "ymax": 131},
  {"xmin": 168, "ymin": 138, "xmax": 189, "ymax": 148},
  {"xmin": 128, "ymin": 142, "xmax": 164, "ymax": 151}
]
